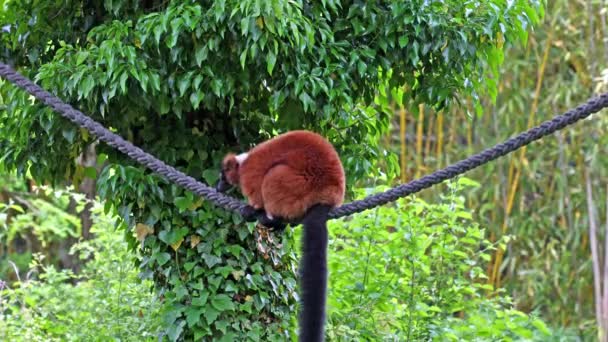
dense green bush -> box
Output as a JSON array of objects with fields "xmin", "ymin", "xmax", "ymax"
[
  {"xmin": 0, "ymin": 199, "xmax": 163, "ymax": 341},
  {"xmin": 322, "ymin": 179, "xmax": 557, "ymax": 341},
  {"xmin": 1, "ymin": 180, "xmax": 567, "ymax": 341},
  {"xmin": 0, "ymin": 175, "xmax": 81, "ymax": 278}
]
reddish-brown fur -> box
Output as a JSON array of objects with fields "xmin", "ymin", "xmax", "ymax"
[{"xmin": 222, "ymin": 130, "xmax": 345, "ymax": 220}]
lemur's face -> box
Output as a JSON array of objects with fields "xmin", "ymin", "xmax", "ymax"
[{"xmin": 216, "ymin": 154, "xmax": 239, "ymax": 192}]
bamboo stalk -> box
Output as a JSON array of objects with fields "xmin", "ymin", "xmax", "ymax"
[
  {"xmin": 588, "ymin": 0, "xmax": 596, "ymax": 75},
  {"xmin": 490, "ymin": 26, "xmax": 554, "ymax": 289},
  {"xmin": 601, "ymin": 3, "xmax": 608, "ymax": 61},
  {"xmin": 465, "ymin": 99, "xmax": 474, "ymax": 154},
  {"xmin": 424, "ymin": 112, "xmax": 435, "ymax": 159},
  {"xmin": 556, "ymin": 129, "xmax": 573, "ymax": 229},
  {"xmin": 436, "ymin": 111, "xmax": 444, "ymax": 167},
  {"xmin": 415, "ymin": 104, "xmax": 425, "ymax": 178},
  {"xmin": 584, "ymin": 167, "xmax": 605, "ymax": 341},
  {"xmin": 400, "ymin": 106, "xmax": 407, "ymax": 183},
  {"xmin": 604, "ymin": 183, "xmax": 608, "ymax": 338},
  {"xmin": 447, "ymin": 107, "xmax": 458, "ymax": 165}
]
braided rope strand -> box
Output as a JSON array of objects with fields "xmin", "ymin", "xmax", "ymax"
[
  {"xmin": 329, "ymin": 93, "xmax": 608, "ymax": 218},
  {"xmin": 1, "ymin": 62, "xmax": 607, "ymax": 221},
  {"xmin": 0, "ymin": 63, "xmax": 249, "ymax": 214}
]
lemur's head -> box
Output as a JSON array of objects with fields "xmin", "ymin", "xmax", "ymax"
[{"xmin": 216, "ymin": 153, "xmax": 244, "ymax": 192}]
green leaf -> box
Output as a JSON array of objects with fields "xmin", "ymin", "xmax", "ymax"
[
  {"xmin": 456, "ymin": 211, "xmax": 472, "ymax": 219},
  {"xmin": 531, "ymin": 319, "xmax": 551, "ymax": 335},
  {"xmin": 240, "ymin": 17, "xmax": 250, "ymax": 35},
  {"xmin": 202, "ymin": 253, "xmax": 222, "ymax": 268},
  {"xmin": 154, "ymin": 25, "xmax": 163, "ymax": 44},
  {"xmin": 192, "ymin": 292, "xmax": 209, "ymax": 306},
  {"xmin": 167, "ymin": 30, "xmax": 179, "ymax": 49},
  {"xmin": 155, "ymin": 252, "xmax": 171, "ymax": 266},
  {"xmin": 357, "ymin": 60, "xmax": 366, "ymax": 76},
  {"xmin": 266, "ymin": 51, "xmax": 277, "ymax": 75},
  {"xmin": 195, "ymin": 46, "xmax": 207, "ymax": 66},
  {"xmin": 184, "ymin": 262, "xmax": 196, "ymax": 272},
  {"xmin": 76, "ymin": 51, "xmax": 89, "ymax": 66},
  {"xmin": 158, "ymin": 95, "xmax": 171, "ymax": 115},
  {"xmin": 226, "ymin": 245, "xmax": 242, "ymax": 258},
  {"xmin": 190, "ymin": 91, "xmax": 203, "ymax": 109},
  {"xmin": 178, "ymin": 77, "xmax": 190, "ymax": 96},
  {"xmin": 62, "ymin": 128, "xmax": 76, "ymax": 143},
  {"xmin": 8, "ymin": 204, "xmax": 24, "ymax": 213},
  {"xmin": 175, "ymin": 285, "xmax": 188, "ymax": 300},
  {"xmin": 185, "ymin": 307, "xmax": 203, "ymax": 328},
  {"xmin": 202, "ymin": 169, "xmax": 219, "ymax": 186},
  {"xmin": 214, "ymin": 319, "xmax": 230, "ymax": 334},
  {"xmin": 150, "ymin": 73, "xmax": 161, "ymax": 92},
  {"xmin": 80, "ymin": 74, "xmax": 95, "ymax": 98},
  {"xmin": 96, "ymin": 153, "xmax": 108, "ymax": 165},
  {"xmin": 174, "ymin": 197, "xmax": 192, "ymax": 211},
  {"xmin": 211, "ymin": 294, "xmax": 235, "ymax": 311},
  {"xmin": 239, "ymin": 49, "xmax": 247, "ymax": 69},
  {"xmin": 215, "ymin": 266, "xmax": 233, "ymax": 278},
  {"xmin": 298, "ymin": 91, "xmax": 314, "ymax": 112},
  {"xmin": 512, "ymin": 326, "xmax": 533, "ymax": 339},
  {"xmin": 119, "ymin": 72, "xmax": 128, "ymax": 94},
  {"xmin": 204, "ymin": 308, "xmax": 219, "ymax": 325},
  {"xmin": 167, "ymin": 319, "xmax": 186, "ymax": 341},
  {"xmin": 193, "ymin": 75, "xmax": 204, "ymax": 89},
  {"xmin": 211, "ymin": 79, "xmax": 222, "ymax": 97},
  {"xmin": 158, "ymin": 227, "xmax": 189, "ymax": 245}
]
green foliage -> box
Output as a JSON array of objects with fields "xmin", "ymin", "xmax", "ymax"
[
  {"xmin": 4, "ymin": 190, "xmax": 81, "ymax": 246},
  {"xmin": 0, "ymin": 176, "xmax": 83, "ymax": 278},
  {"xmin": 1, "ymin": 180, "xmax": 572, "ymax": 341},
  {"xmin": 0, "ymin": 0, "xmax": 544, "ymax": 187},
  {"xmin": 0, "ymin": 202, "xmax": 162, "ymax": 341},
  {"xmin": 322, "ymin": 179, "xmax": 555, "ymax": 340},
  {"xmin": 393, "ymin": 1, "xmax": 606, "ymax": 338},
  {"xmin": 0, "ymin": 0, "xmax": 544, "ymax": 339},
  {"xmin": 95, "ymin": 163, "xmax": 299, "ymax": 341}
]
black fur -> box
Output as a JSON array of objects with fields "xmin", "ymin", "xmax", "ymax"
[
  {"xmin": 238, "ymin": 205, "xmax": 259, "ymax": 222},
  {"xmin": 238, "ymin": 205, "xmax": 289, "ymax": 231},
  {"xmin": 299, "ymin": 204, "xmax": 331, "ymax": 342},
  {"xmin": 257, "ymin": 212, "xmax": 287, "ymax": 232},
  {"xmin": 216, "ymin": 170, "xmax": 231, "ymax": 192}
]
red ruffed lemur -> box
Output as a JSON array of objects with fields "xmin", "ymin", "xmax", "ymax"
[{"xmin": 216, "ymin": 130, "xmax": 345, "ymax": 342}]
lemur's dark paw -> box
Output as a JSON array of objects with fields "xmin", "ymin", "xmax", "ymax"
[
  {"xmin": 240, "ymin": 205, "xmax": 260, "ymax": 222},
  {"xmin": 267, "ymin": 221, "xmax": 287, "ymax": 233},
  {"xmin": 257, "ymin": 213, "xmax": 287, "ymax": 233}
]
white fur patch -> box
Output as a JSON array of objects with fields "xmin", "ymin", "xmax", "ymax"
[
  {"xmin": 266, "ymin": 213, "xmax": 274, "ymax": 220},
  {"xmin": 235, "ymin": 153, "xmax": 249, "ymax": 164}
]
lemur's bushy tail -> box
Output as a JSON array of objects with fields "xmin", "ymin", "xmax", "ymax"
[{"xmin": 299, "ymin": 204, "xmax": 331, "ymax": 342}]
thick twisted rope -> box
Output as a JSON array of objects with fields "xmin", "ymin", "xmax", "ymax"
[
  {"xmin": 329, "ymin": 92, "xmax": 608, "ymax": 218},
  {"xmin": 1, "ymin": 62, "xmax": 607, "ymax": 220},
  {"xmin": 0, "ymin": 63, "xmax": 250, "ymax": 215}
]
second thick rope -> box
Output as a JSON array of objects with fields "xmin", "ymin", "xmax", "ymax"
[{"xmin": 330, "ymin": 93, "xmax": 608, "ymax": 218}]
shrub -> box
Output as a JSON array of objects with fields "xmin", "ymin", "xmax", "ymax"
[
  {"xmin": 0, "ymin": 179, "xmax": 570, "ymax": 340},
  {"xmin": 0, "ymin": 201, "xmax": 163, "ymax": 341},
  {"xmin": 321, "ymin": 178, "xmax": 555, "ymax": 340}
]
